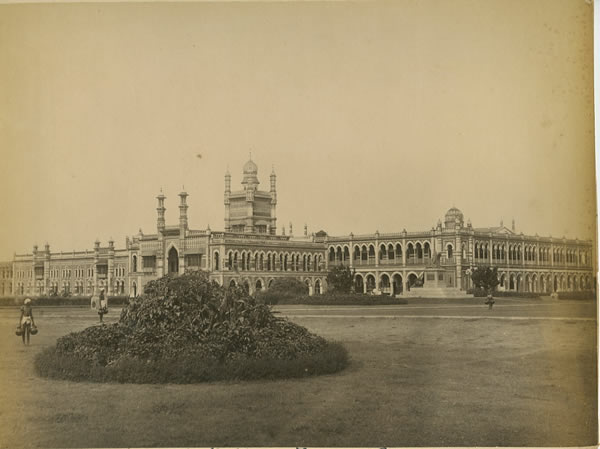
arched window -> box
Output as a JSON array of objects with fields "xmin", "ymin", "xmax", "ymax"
[{"xmin": 447, "ymin": 244, "xmax": 453, "ymax": 259}]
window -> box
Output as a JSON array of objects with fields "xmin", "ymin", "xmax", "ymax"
[{"xmin": 142, "ymin": 256, "xmax": 156, "ymax": 269}]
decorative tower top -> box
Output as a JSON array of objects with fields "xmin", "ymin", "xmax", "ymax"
[
  {"xmin": 241, "ymin": 156, "xmax": 259, "ymax": 190},
  {"xmin": 512, "ymin": 218, "xmax": 516, "ymax": 232}
]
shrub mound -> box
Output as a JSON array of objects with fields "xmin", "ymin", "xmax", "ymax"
[{"xmin": 34, "ymin": 272, "xmax": 348, "ymax": 383}]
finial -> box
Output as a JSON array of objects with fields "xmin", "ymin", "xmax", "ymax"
[{"xmin": 249, "ymin": 150, "xmax": 252, "ymax": 161}]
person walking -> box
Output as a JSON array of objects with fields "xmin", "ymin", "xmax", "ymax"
[{"xmin": 18, "ymin": 298, "xmax": 36, "ymax": 345}]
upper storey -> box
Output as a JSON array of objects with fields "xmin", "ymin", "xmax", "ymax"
[{"xmin": 224, "ymin": 158, "xmax": 277, "ymax": 235}]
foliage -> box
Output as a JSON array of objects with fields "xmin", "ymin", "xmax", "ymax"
[
  {"xmin": 326, "ymin": 264, "xmax": 355, "ymax": 294},
  {"xmin": 470, "ymin": 267, "xmax": 500, "ymax": 294},
  {"xmin": 557, "ymin": 291, "xmax": 596, "ymax": 300},
  {"xmin": 255, "ymin": 277, "xmax": 308, "ymax": 305},
  {"xmin": 34, "ymin": 342, "xmax": 348, "ymax": 384},
  {"xmin": 467, "ymin": 288, "xmax": 541, "ymax": 298},
  {"xmin": 263, "ymin": 292, "xmax": 408, "ymax": 305},
  {"xmin": 36, "ymin": 271, "xmax": 348, "ymax": 382}
]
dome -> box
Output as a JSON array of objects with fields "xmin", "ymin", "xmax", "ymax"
[
  {"xmin": 444, "ymin": 207, "xmax": 464, "ymax": 229},
  {"xmin": 243, "ymin": 159, "xmax": 258, "ymax": 174},
  {"xmin": 241, "ymin": 159, "xmax": 259, "ymax": 187}
]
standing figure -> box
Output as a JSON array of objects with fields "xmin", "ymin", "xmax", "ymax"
[
  {"xmin": 485, "ymin": 294, "xmax": 495, "ymax": 310},
  {"xmin": 19, "ymin": 298, "xmax": 35, "ymax": 345},
  {"xmin": 98, "ymin": 288, "xmax": 108, "ymax": 323}
]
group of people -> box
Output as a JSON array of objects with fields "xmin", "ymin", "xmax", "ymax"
[{"xmin": 16, "ymin": 288, "xmax": 110, "ymax": 346}]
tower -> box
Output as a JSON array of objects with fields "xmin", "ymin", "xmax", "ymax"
[
  {"xmin": 179, "ymin": 189, "xmax": 189, "ymax": 234},
  {"xmin": 270, "ymin": 167, "xmax": 277, "ymax": 235},
  {"xmin": 224, "ymin": 168, "xmax": 231, "ymax": 232},
  {"xmin": 223, "ymin": 158, "xmax": 277, "ymax": 234},
  {"xmin": 156, "ymin": 190, "xmax": 166, "ymax": 232}
]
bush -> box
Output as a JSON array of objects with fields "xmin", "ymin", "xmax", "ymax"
[
  {"xmin": 255, "ymin": 277, "xmax": 308, "ymax": 305},
  {"xmin": 326, "ymin": 264, "xmax": 355, "ymax": 294},
  {"xmin": 262, "ymin": 292, "xmax": 408, "ymax": 305},
  {"xmin": 35, "ymin": 271, "xmax": 348, "ymax": 383},
  {"xmin": 34, "ymin": 342, "xmax": 348, "ymax": 383},
  {"xmin": 557, "ymin": 290, "xmax": 596, "ymax": 300},
  {"xmin": 467, "ymin": 289, "xmax": 541, "ymax": 298}
]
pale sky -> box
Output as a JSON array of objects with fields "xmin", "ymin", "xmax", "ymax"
[{"xmin": 0, "ymin": 1, "xmax": 595, "ymax": 260}]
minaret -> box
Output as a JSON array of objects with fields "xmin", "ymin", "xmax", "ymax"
[
  {"xmin": 270, "ymin": 166, "xmax": 277, "ymax": 235},
  {"xmin": 179, "ymin": 189, "xmax": 189, "ymax": 233},
  {"xmin": 224, "ymin": 168, "xmax": 231, "ymax": 232},
  {"xmin": 157, "ymin": 190, "xmax": 166, "ymax": 233}
]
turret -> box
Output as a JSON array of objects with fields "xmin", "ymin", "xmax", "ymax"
[
  {"xmin": 156, "ymin": 189, "xmax": 166, "ymax": 232},
  {"xmin": 179, "ymin": 189, "xmax": 189, "ymax": 232},
  {"xmin": 224, "ymin": 169, "xmax": 231, "ymax": 232},
  {"xmin": 270, "ymin": 167, "xmax": 277, "ymax": 235}
]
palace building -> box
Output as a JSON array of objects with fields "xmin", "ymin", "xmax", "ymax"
[{"xmin": 5, "ymin": 159, "xmax": 596, "ymax": 298}]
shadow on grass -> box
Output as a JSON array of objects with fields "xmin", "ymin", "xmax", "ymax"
[{"xmin": 34, "ymin": 342, "xmax": 349, "ymax": 384}]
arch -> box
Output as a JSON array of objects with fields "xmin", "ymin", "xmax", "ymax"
[
  {"xmin": 392, "ymin": 273, "xmax": 403, "ymax": 295},
  {"xmin": 509, "ymin": 274, "xmax": 515, "ymax": 290},
  {"xmin": 353, "ymin": 245, "xmax": 361, "ymax": 261},
  {"xmin": 365, "ymin": 274, "xmax": 376, "ymax": 293},
  {"xmin": 255, "ymin": 279, "xmax": 263, "ymax": 292},
  {"xmin": 388, "ymin": 243, "xmax": 395, "ymax": 261},
  {"xmin": 329, "ymin": 247, "xmax": 336, "ymax": 262},
  {"xmin": 315, "ymin": 279, "xmax": 322, "ymax": 295},
  {"xmin": 416, "ymin": 242, "xmax": 423, "ymax": 259},
  {"xmin": 407, "ymin": 272, "xmax": 419, "ymax": 289},
  {"xmin": 447, "ymin": 243, "xmax": 453, "ymax": 259},
  {"xmin": 229, "ymin": 279, "xmax": 237, "ymax": 288},
  {"xmin": 396, "ymin": 243, "xmax": 403, "ymax": 260},
  {"xmin": 343, "ymin": 246, "xmax": 350, "ymax": 262},
  {"xmin": 213, "ymin": 251, "xmax": 220, "ymax": 271},
  {"xmin": 268, "ymin": 278, "xmax": 275, "ymax": 288},
  {"xmin": 168, "ymin": 247, "xmax": 179, "ymax": 275},
  {"xmin": 379, "ymin": 244, "xmax": 387, "ymax": 261},
  {"xmin": 424, "ymin": 242, "xmax": 431, "ymax": 259},
  {"xmin": 379, "ymin": 273, "xmax": 391, "ymax": 295},
  {"xmin": 132, "ymin": 255, "xmax": 138, "ymax": 273},
  {"xmin": 132, "ymin": 281, "xmax": 137, "ymax": 297},
  {"xmin": 361, "ymin": 245, "xmax": 368, "ymax": 261},
  {"xmin": 354, "ymin": 273, "xmax": 364, "ymax": 293}
]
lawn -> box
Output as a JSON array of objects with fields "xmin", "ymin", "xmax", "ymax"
[{"xmin": 0, "ymin": 300, "xmax": 596, "ymax": 448}]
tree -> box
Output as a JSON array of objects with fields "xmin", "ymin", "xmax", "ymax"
[
  {"xmin": 326, "ymin": 264, "xmax": 355, "ymax": 294},
  {"xmin": 470, "ymin": 266, "xmax": 500, "ymax": 294}
]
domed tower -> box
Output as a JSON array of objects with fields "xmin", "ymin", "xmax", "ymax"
[
  {"xmin": 444, "ymin": 207, "xmax": 464, "ymax": 230},
  {"xmin": 224, "ymin": 157, "xmax": 277, "ymax": 234},
  {"xmin": 241, "ymin": 159, "xmax": 259, "ymax": 190}
]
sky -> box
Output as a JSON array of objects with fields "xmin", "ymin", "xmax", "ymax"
[{"xmin": 0, "ymin": 0, "xmax": 595, "ymax": 260}]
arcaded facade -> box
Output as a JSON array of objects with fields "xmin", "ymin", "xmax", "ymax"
[{"xmin": 5, "ymin": 160, "xmax": 596, "ymax": 298}]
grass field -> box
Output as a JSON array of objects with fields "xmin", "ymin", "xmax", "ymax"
[{"xmin": 0, "ymin": 297, "xmax": 596, "ymax": 448}]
